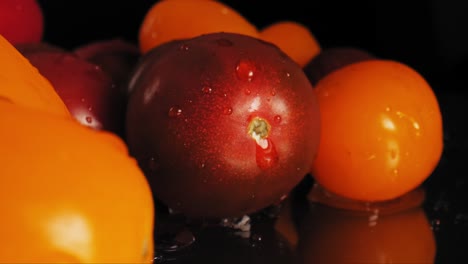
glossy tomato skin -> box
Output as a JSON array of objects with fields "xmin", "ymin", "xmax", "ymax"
[
  {"xmin": 74, "ymin": 39, "xmax": 141, "ymax": 96},
  {"xmin": 0, "ymin": 101, "xmax": 154, "ymax": 263},
  {"xmin": 23, "ymin": 51, "xmax": 127, "ymax": 137},
  {"xmin": 126, "ymin": 32, "xmax": 320, "ymax": 219},
  {"xmin": 0, "ymin": 0, "xmax": 44, "ymax": 44},
  {"xmin": 311, "ymin": 59, "xmax": 443, "ymax": 202}
]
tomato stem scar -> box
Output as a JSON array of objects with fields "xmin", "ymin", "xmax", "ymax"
[{"xmin": 248, "ymin": 117, "xmax": 271, "ymax": 149}]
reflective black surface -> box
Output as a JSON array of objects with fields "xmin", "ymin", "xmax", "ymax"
[{"xmin": 36, "ymin": 1, "xmax": 468, "ymax": 263}]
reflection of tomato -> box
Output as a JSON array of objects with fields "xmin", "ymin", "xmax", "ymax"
[
  {"xmin": 0, "ymin": 101, "xmax": 154, "ymax": 263},
  {"xmin": 297, "ymin": 202, "xmax": 436, "ymax": 264},
  {"xmin": 311, "ymin": 60, "xmax": 443, "ymax": 201}
]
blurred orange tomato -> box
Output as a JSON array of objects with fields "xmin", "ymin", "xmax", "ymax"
[
  {"xmin": 311, "ymin": 59, "xmax": 443, "ymax": 202},
  {"xmin": 0, "ymin": 34, "xmax": 70, "ymax": 118},
  {"xmin": 260, "ymin": 21, "xmax": 321, "ymax": 67},
  {"xmin": 0, "ymin": 101, "xmax": 154, "ymax": 263},
  {"xmin": 138, "ymin": 0, "xmax": 259, "ymax": 53}
]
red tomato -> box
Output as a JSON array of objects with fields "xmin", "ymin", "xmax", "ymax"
[
  {"xmin": 0, "ymin": 0, "xmax": 44, "ymax": 44},
  {"xmin": 126, "ymin": 32, "xmax": 321, "ymax": 218}
]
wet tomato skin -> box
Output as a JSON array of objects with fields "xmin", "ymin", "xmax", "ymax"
[
  {"xmin": 126, "ymin": 32, "xmax": 320, "ymax": 219},
  {"xmin": 311, "ymin": 59, "xmax": 443, "ymax": 202}
]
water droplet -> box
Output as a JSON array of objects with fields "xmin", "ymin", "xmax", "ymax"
[
  {"xmin": 236, "ymin": 59, "xmax": 256, "ymax": 82},
  {"xmin": 274, "ymin": 115, "xmax": 282, "ymax": 124},
  {"xmin": 244, "ymin": 88, "xmax": 251, "ymax": 95},
  {"xmin": 80, "ymin": 98, "xmax": 85, "ymax": 103},
  {"xmin": 179, "ymin": 44, "xmax": 189, "ymax": 51},
  {"xmin": 201, "ymin": 86, "xmax": 212, "ymax": 94},
  {"xmin": 250, "ymin": 234, "xmax": 262, "ymax": 243},
  {"xmin": 155, "ymin": 228, "xmax": 195, "ymax": 254},
  {"xmin": 85, "ymin": 116, "xmax": 92, "ymax": 123},
  {"xmin": 279, "ymin": 194, "xmax": 288, "ymax": 202},
  {"xmin": 168, "ymin": 106, "xmax": 183, "ymax": 118},
  {"xmin": 148, "ymin": 157, "xmax": 158, "ymax": 172},
  {"xmin": 255, "ymin": 138, "xmax": 279, "ymax": 170},
  {"xmin": 87, "ymin": 106, "xmax": 93, "ymax": 111},
  {"xmin": 223, "ymin": 107, "xmax": 233, "ymax": 115},
  {"xmin": 385, "ymin": 106, "xmax": 391, "ymax": 112},
  {"xmin": 285, "ymin": 72, "xmax": 291, "ymax": 78},
  {"xmin": 271, "ymin": 89, "xmax": 276, "ymax": 96},
  {"xmin": 216, "ymin": 38, "xmax": 233, "ymax": 47},
  {"xmin": 431, "ymin": 219, "xmax": 441, "ymax": 231}
]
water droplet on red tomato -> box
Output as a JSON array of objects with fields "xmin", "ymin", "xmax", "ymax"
[
  {"xmin": 274, "ymin": 115, "xmax": 282, "ymax": 124},
  {"xmin": 85, "ymin": 116, "xmax": 92, "ymax": 123},
  {"xmin": 148, "ymin": 157, "xmax": 159, "ymax": 172},
  {"xmin": 216, "ymin": 38, "xmax": 233, "ymax": 47},
  {"xmin": 255, "ymin": 138, "xmax": 279, "ymax": 170},
  {"xmin": 223, "ymin": 107, "xmax": 233, "ymax": 115},
  {"xmin": 179, "ymin": 44, "xmax": 189, "ymax": 51},
  {"xmin": 168, "ymin": 106, "xmax": 183, "ymax": 118},
  {"xmin": 271, "ymin": 89, "xmax": 277, "ymax": 96},
  {"xmin": 202, "ymin": 86, "xmax": 212, "ymax": 94},
  {"xmin": 236, "ymin": 59, "xmax": 256, "ymax": 82},
  {"xmin": 244, "ymin": 88, "xmax": 251, "ymax": 95}
]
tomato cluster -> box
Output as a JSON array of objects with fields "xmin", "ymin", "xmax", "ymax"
[{"xmin": 0, "ymin": 0, "xmax": 443, "ymax": 262}]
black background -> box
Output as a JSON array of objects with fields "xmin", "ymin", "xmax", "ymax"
[
  {"xmin": 34, "ymin": 1, "xmax": 468, "ymax": 263},
  {"xmin": 36, "ymin": 0, "xmax": 468, "ymax": 90}
]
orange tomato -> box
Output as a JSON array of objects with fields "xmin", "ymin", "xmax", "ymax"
[
  {"xmin": 311, "ymin": 59, "xmax": 443, "ymax": 202},
  {"xmin": 260, "ymin": 21, "xmax": 321, "ymax": 67},
  {"xmin": 0, "ymin": 34, "xmax": 70, "ymax": 118},
  {"xmin": 0, "ymin": 101, "xmax": 154, "ymax": 263},
  {"xmin": 138, "ymin": 0, "xmax": 259, "ymax": 53}
]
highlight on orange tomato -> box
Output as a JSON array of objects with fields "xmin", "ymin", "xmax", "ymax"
[
  {"xmin": 259, "ymin": 20, "xmax": 321, "ymax": 67},
  {"xmin": 311, "ymin": 59, "xmax": 443, "ymax": 202},
  {"xmin": 0, "ymin": 34, "xmax": 70, "ymax": 118},
  {"xmin": 138, "ymin": 0, "xmax": 259, "ymax": 53},
  {"xmin": 0, "ymin": 101, "xmax": 155, "ymax": 263}
]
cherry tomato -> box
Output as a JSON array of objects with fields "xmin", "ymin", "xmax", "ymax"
[
  {"xmin": 138, "ymin": 0, "xmax": 259, "ymax": 53},
  {"xmin": 0, "ymin": 101, "xmax": 154, "ymax": 263},
  {"xmin": 260, "ymin": 21, "xmax": 321, "ymax": 67},
  {"xmin": 126, "ymin": 32, "xmax": 321, "ymax": 218},
  {"xmin": 0, "ymin": 34, "xmax": 70, "ymax": 118},
  {"xmin": 311, "ymin": 59, "xmax": 443, "ymax": 202},
  {"xmin": 0, "ymin": 0, "xmax": 44, "ymax": 44}
]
